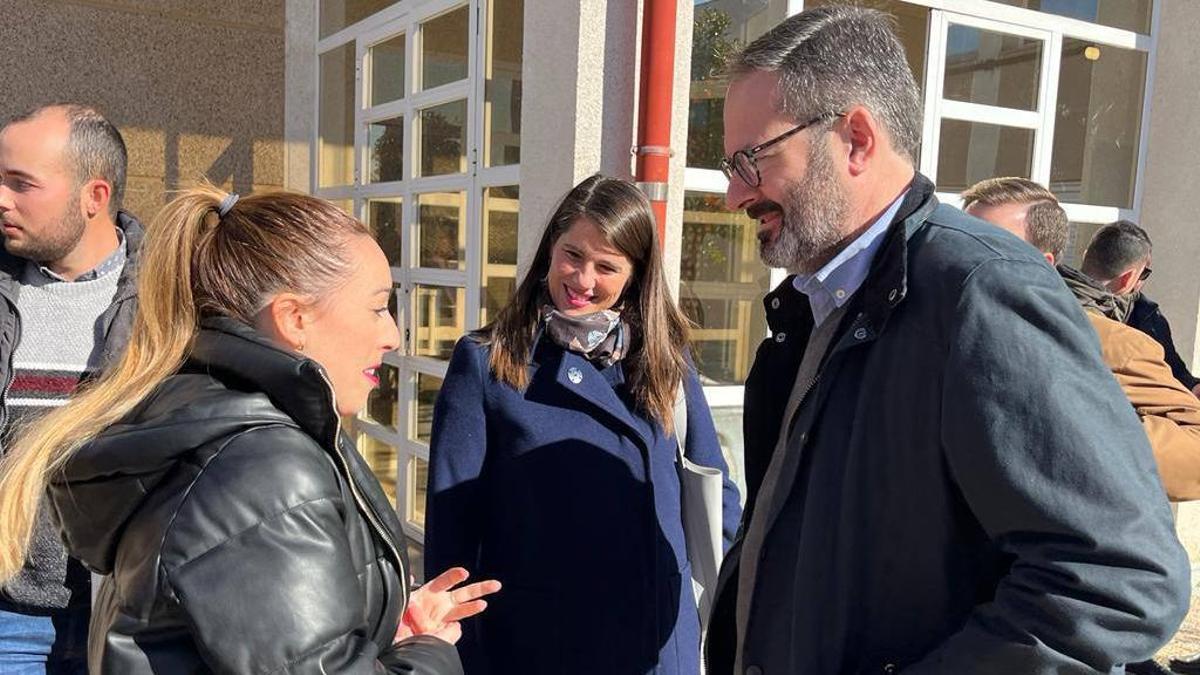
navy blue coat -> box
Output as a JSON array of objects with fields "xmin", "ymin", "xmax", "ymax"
[
  {"xmin": 707, "ymin": 176, "xmax": 1190, "ymax": 674},
  {"xmin": 426, "ymin": 335, "xmax": 741, "ymax": 675}
]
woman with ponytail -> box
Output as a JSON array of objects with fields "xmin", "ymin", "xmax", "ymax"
[
  {"xmin": 0, "ymin": 186, "xmax": 497, "ymax": 674},
  {"xmin": 424, "ymin": 175, "xmax": 742, "ymax": 674}
]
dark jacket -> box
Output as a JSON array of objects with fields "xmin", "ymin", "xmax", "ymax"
[
  {"xmin": 47, "ymin": 318, "xmax": 462, "ymax": 675},
  {"xmin": 0, "ymin": 211, "xmax": 142, "ymax": 610},
  {"xmin": 425, "ymin": 336, "xmax": 741, "ymax": 675},
  {"xmin": 706, "ymin": 176, "xmax": 1189, "ymax": 674},
  {"xmin": 1129, "ymin": 294, "xmax": 1200, "ymax": 391}
]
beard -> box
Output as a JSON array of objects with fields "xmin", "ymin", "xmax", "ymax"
[
  {"xmin": 2, "ymin": 202, "xmax": 88, "ymax": 264},
  {"xmin": 755, "ymin": 135, "xmax": 851, "ymax": 273}
]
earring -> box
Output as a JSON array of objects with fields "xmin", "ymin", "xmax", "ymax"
[{"xmin": 297, "ymin": 341, "xmax": 306, "ymax": 353}]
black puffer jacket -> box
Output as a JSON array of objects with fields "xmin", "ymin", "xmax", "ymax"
[{"xmin": 47, "ymin": 317, "xmax": 462, "ymax": 674}]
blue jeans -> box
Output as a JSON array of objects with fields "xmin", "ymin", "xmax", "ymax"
[{"xmin": 0, "ymin": 602, "xmax": 88, "ymax": 674}]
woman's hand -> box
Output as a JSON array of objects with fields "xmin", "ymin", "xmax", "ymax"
[{"xmin": 395, "ymin": 567, "xmax": 501, "ymax": 645}]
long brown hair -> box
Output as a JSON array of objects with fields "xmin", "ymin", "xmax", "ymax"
[
  {"xmin": 0, "ymin": 185, "xmax": 368, "ymax": 580},
  {"xmin": 484, "ymin": 174, "xmax": 691, "ymax": 433}
]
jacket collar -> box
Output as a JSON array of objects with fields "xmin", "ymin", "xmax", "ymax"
[
  {"xmin": 0, "ymin": 210, "xmax": 144, "ymax": 302},
  {"xmin": 763, "ymin": 173, "xmax": 938, "ymax": 341},
  {"xmin": 186, "ymin": 316, "xmax": 340, "ymax": 448}
]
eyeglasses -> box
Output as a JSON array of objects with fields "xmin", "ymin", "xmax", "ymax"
[
  {"xmin": 1138, "ymin": 266, "xmax": 1153, "ymax": 282},
  {"xmin": 719, "ymin": 112, "xmax": 844, "ymax": 188}
]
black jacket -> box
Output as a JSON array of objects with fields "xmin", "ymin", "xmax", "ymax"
[
  {"xmin": 48, "ymin": 318, "xmax": 462, "ymax": 674},
  {"xmin": 1128, "ymin": 294, "xmax": 1199, "ymax": 391},
  {"xmin": 706, "ymin": 176, "xmax": 1188, "ymax": 673}
]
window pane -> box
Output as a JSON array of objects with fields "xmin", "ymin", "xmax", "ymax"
[
  {"xmin": 368, "ymin": 116, "xmax": 404, "ymax": 183},
  {"xmin": 1061, "ymin": 221, "xmax": 1105, "ymax": 268},
  {"xmin": 482, "ymin": 186, "xmax": 519, "ymax": 325},
  {"xmin": 417, "ymin": 192, "xmax": 465, "ymax": 270},
  {"xmin": 370, "ymin": 33, "xmax": 406, "ymax": 106},
  {"xmin": 680, "ymin": 192, "xmax": 770, "ymax": 386},
  {"xmin": 409, "ymin": 457, "xmax": 429, "ymax": 528},
  {"xmin": 413, "ymin": 285, "xmax": 465, "ymax": 360},
  {"xmin": 944, "ymin": 24, "xmax": 1041, "ymax": 111},
  {"xmin": 367, "ymin": 198, "xmax": 402, "ymax": 267},
  {"xmin": 991, "ymin": 0, "xmax": 1151, "ymax": 35},
  {"xmin": 422, "ymin": 5, "xmax": 469, "ymax": 89},
  {"xmin": 327, "ymin": 199, "xmax": 354, "ymax": 216},
  {"xmin": 1050, "ymin": 40, "xmax": 1147, "ymax": 208},
  {"xmin": 936, "ymin": 120, "xmax": 1035, "ymax": 194},
  {"xmin": 320, "ymin": 0, "xmax": 396, "ymax": 38},
  {"xmin": 696, "ymin": 0, "xmax": 928, "ymax": 169},
  {"xmin": 688, "ymin": 0, "xmax": 788, "ymax": 170},
  {"xmin": 485, "ymin": 0, "xmax": 523, "ymax": 166},
  {"xmin": 362, "ymin": 361, "xmax": 400, "ymax": 430},
  {"xmin": 319, "ymin": 44, "xmax": 356, "ymax": 188},
  {"xmin": 710, "ymin": 407, "xmax": 747, "ymax": 505},
  {"xmin": 414, "ymin": 373, "xmax": 443, "ymax": 444},
  {"xmin": 357, "ymin": 432, "xmax": 398, "ymax": 506},
  {"xmin": 420, "ymin": 99, "xmax": 468, "ymax": 176}
]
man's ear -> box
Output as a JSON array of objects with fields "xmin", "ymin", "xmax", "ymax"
[
  {"xmin": 80, "ymin": 179, "xmax": 112, "ymax": 220},
  {"xmin": 843, "ymin": 106, "xmax": 879, "ymax": 178},
  {"xmin": 1108, "ymin": 268, "xmax": 1138, "ymax": 295},
  {"xmin": 255, "ymin": 293, "xmax": 314, "ymax": 352}
]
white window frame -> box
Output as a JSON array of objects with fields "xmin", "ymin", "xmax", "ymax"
[
  {"xmin": 683, "ymin": 0, "xmax": 1159, "ymax": 409},
  {"xmin": 313, "ymin": 0, "xmax": 521, "ymax": 544}
]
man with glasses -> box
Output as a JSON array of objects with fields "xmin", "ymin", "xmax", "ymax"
[
  {"xmin": 707, "ymin": 6, "xmax": 1188, "ymax": 674},
  {"xmin": 1081, "ymin": 221, "xmax": 1200, "ymax": 398}
]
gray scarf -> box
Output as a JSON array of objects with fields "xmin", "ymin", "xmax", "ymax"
[
  {"xmin": 1057, "ymin": 264, "xmax": 1135, "ymax": 323},
  {"xmin": 539, "ymin": 304, "xmax": 629, "ymax": 367}
]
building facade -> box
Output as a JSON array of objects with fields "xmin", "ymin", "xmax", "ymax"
[{"xmin": 7, "ymin": 0, "xmax": 1200, "ymax": 568}]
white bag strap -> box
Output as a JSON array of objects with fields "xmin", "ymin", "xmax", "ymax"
[{"xmin": 674, "ymin": 378, "xmax": 688, "ymax": 460}]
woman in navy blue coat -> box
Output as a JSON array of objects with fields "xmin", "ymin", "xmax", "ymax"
[{"xmin": 425, "ymin": 175, "xmax": 741, "ymax": 674}]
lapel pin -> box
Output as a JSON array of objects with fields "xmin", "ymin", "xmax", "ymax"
[{"xmin": 567, "ymin": 367, "xmax": 583, "ymax": 384}]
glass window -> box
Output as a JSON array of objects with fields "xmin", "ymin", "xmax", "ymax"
[
  {"xmin": 328, "ymin": 199, "xmax": 354, "ymax": 216},
  {"xmin": 367, "ymin": 198, "xmax": 402, "ymax": 267},
  {"xmin": 362, "ymin": 361, "xmax": 400, "ymax": 430},
  {"xmin": 943, "ymin": 24, "xmax": 1042, "ymax": 111},
  {"xmin": 416, "ymin": 192, "xmax": 465, "ymax": 270},
  {"xmin": 368, "ymin": 116, "xmax": 404, "ymax": 183},
  {"xmin": 413, "ymin": 285, "xmax": 466, "ymax": 360},
  {"xmin": 485, "ymin": 0, "xmax": 523, "ymax": 166},
  {"xmin": 1061, "ymin": 221, "xmax": 1105, "ymax": 268},
  {"xmin": 357, "ymin": 432, "xmax": 398, "ymax": 506},
  {"xmin": 991, "ymin": 0, "xmax": 1152, "ymax": 35},
  {"xmin": 319, "ymin": 44, "xmax": 356, "ymax": 188},
  {"xmin": 409, "ymin": 457, "xmax": 429, "ymax": 528},
  {"xmin": 419, "ymin": 99, "xmax": 468, "ymax": 176},
  {"xmin": 936, "ymin": 120, "xmax": 1035, "ymax": 194},
  {"xmin": 680, "ymin": 192, "xmax": 770, "ymax": 386},
  {"xmin": 414, "ymin": 373, "xmax": 443, "ymax": 444},
  {"xmin": 688, "ymin": 0, "xmax": 788, "ymax": 170},
  {"xmin": 1050, "ymin": 40, "xmax": 1147, "ymax": 208},
  {"xmin": 369, "ymin": 33, "xmax": 406, "ymax": 106},
  {"xmin": 421, "ymin": 5, "xmax": 470, "ymax": 90},
  {"xmin": 320, "ymin": 0, "xmax": 396, "ymax": 38},
  {"xmin": 482, "ymin": 186, "xmax": 519, "ymax": 325}
]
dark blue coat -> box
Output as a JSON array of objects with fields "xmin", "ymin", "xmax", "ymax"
[
  {"xmin": 706, "ymin": 175, "xmax": 1190, "ymax": 674},
  {"xmin": 426, "ymin": 336, "xmax": 740, "ymax": 675}
]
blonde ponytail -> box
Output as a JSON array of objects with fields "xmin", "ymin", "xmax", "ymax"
[
  {"xmin": 0, "ymin": 184, "xmax": 369, "ymax": 581},
  {"xmin": 0, "ymin": 188, "xmax": 227, "ymax": 579}
]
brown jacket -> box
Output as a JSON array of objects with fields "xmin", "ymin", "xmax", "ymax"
[{"xmin": 1088, "ymin": 311, "xmax": 1200, "ymax": 500}]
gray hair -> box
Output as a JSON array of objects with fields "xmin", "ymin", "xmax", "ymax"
[
  {"xmin": 8, "ymin": 104, "xmax": 128, "ymax": 217},
  {"xmin": 1082, "ymin": 220, "xmax": 1153, "ymax": 281},
  {"xmin": 730, "ymin": 5, "xmax": 923, "ymax": 162}
]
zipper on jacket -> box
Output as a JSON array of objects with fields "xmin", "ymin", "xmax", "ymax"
[{"xmin": 316, "ymin": 368, "xmax": 409, "ymax": 609}]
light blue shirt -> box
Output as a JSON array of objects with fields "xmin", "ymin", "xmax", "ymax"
[{"xmin": 793, "ymin": 190, "xmax": 908, "ymax": 326}]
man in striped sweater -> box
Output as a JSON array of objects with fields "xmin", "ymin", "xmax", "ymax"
[{"xmin": 0, "ymin": 104, "xmax": 141, "ymax": 674}]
